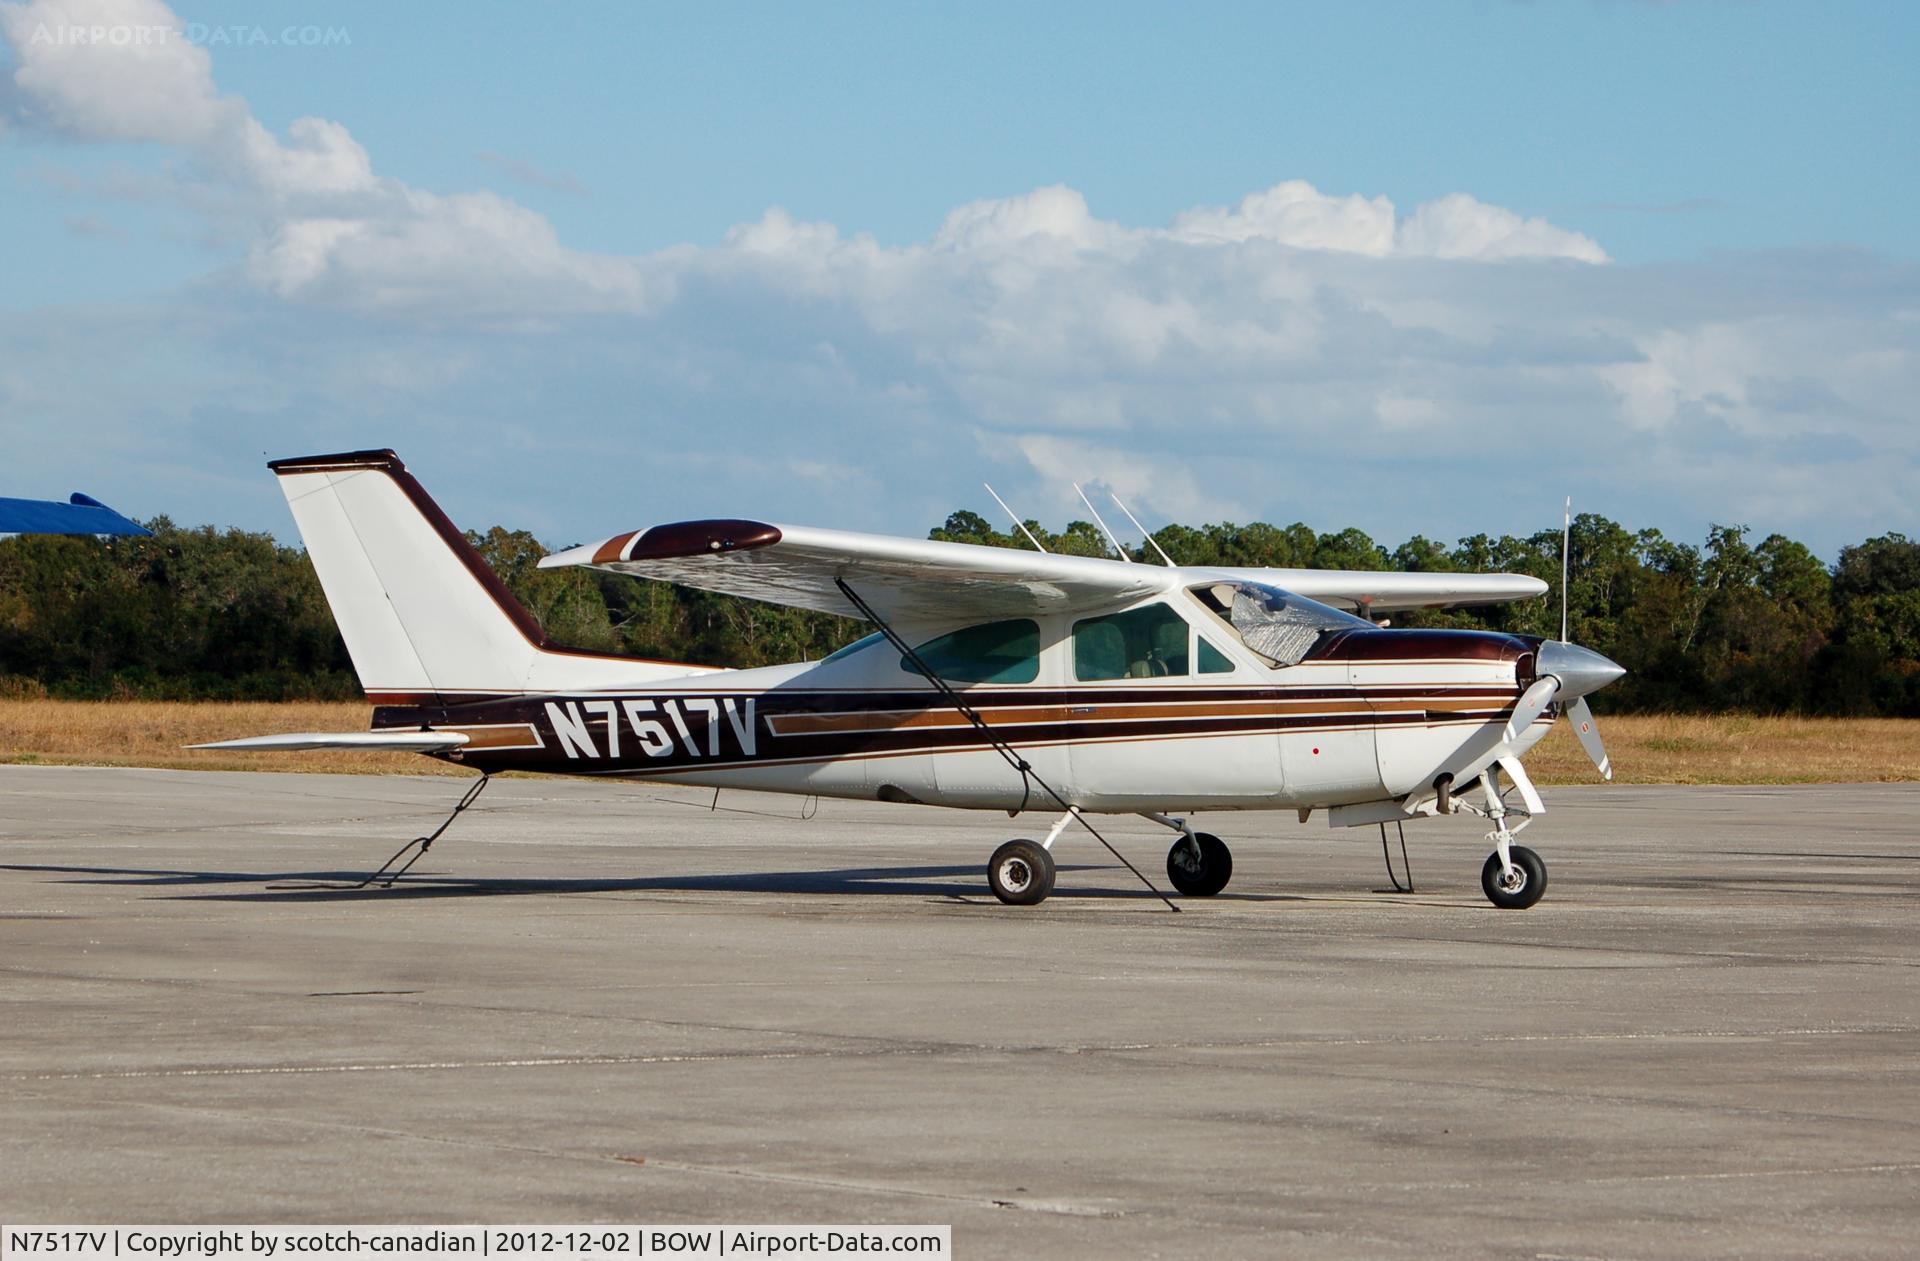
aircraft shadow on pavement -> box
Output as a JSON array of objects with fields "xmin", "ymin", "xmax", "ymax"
[{"xmin": 0, "ymin": 859, "xmax": 1310, "ymax": 903}]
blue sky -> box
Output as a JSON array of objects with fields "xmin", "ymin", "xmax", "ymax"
[{"xmin": 3, "ymin": 0, "xmax": 1917, "ymax": 558}]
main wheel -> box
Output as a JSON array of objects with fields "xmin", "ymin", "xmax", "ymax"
[
  {"xmin": 1166, "ymin": 832, "xmax": 1233, "ymax": 897},
  {"xmin": 1481, "ymin": 845, "xmax": 1547, "ymax": 909},
  {"xmin": 988, "ymin": 839, "xmax": 1056, "ymax": 906}
]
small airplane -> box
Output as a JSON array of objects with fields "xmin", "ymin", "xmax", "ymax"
[{"xmin": 200, "ymin": 450, "xmax": 1622, "ymax": 908}]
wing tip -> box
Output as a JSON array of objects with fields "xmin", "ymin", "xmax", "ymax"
[{"xmin": 544, "ymin": 520, "xmax": 782, "ymax": 569}]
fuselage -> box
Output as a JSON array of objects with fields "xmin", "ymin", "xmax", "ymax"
[
  {"xmin": 225, "ymin": 449, "xmax": 1612, "ymax": 906},
  {"xmin": 376, "ymin": 625, "xmax": 1552, "ymax": 816}
]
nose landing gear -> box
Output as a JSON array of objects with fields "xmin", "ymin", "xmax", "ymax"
[
  {"xmin": 1481, "ymin": 845, "xmax": 1547, "ymax": 909},
  {"xmin": 1465, "ymin": 761, "xmax": 1549, "ymax": 909}
]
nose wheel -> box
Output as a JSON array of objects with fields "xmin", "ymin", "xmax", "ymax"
[
  {"xmin": 1481, "ymin": 845, "xmax": 1547, "ymax": 909},
  {"xmin": 987, "ymin": 838, "xmax": 1056, "ymax": 905}
]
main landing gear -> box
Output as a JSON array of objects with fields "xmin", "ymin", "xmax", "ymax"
[
  {"xmin": 1141, "ymin": 813, "xmax": 1232, "ymax": 898},
  {"xmin": 987, "ymin": 839, "xmax": 1055, "ymax": 905},
  {"xmin": 1165, "ymin": 831, "xmax": 1232, "ymax": 897},
  {"xmin": 984, "ymin": 810, "xmax": 1233, "ymax": 906}
]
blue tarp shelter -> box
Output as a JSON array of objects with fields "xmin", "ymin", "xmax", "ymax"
[{"xmin": 0, "ymin": 493, "xmax": 151, "ymax": 537}]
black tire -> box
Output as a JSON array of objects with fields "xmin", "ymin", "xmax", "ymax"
[
  {"xmin": 1166, "ymin": 832, "xmax": 1233, "ymax": 897},
  {"xmin": 988, "ymin": 839, "xmax": 1056, "ymax": 906},
  {"xmin": 1481, "ymin": 845, "xmax": 1547, "ymax": 909}
]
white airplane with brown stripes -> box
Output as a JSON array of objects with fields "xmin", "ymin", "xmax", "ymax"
[{"xmin": 201, "ymin": 450, "xmax": 1623, "ymax": 908}]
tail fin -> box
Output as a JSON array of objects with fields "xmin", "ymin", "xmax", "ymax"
[{"xmin": 271, "ymin": 451, "xmax": 709, "ymax": 703}]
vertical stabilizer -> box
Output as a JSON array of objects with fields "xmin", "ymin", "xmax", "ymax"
[{"xmin": 271, "ymin": 451, "xmax": 709, "ymax": 702}]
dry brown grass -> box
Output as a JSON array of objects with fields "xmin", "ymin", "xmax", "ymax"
[
  {"xmin": 0, "ymin": 699, "xmax": 463, "ymax": 776},
  {"xmin": 1523, "ymin": 712, "xmax": 1920, "ymax": 785},
  {"xmin": 0, "ymin": 700, "xmax": 1916, "ymax": 785}
]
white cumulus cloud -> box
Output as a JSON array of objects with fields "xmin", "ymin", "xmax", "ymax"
[
  {"xmin": 3, "ymin": 0, "xmax": 1914, "ymax": 556},
  {"xmin": 1396, "ymin": 192, "xmax": 1608, "ymax": 263},
  {"xmin": 0, "ymin": 0, "xmax": 233, "ymax": 144},
  {"xmin": 2, "ymin": 0, "xmax": 655, "ymax": 315}
]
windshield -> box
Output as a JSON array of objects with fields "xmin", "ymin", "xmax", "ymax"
[
  {"xmin": 822, "ymin": 631, "xmax": 884, "ymax": 664},
  {"xmin": 1192, "ymin": 582, "xmax": 1373, "ymax": 667}
]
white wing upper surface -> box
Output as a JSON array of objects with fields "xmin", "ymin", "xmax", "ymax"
[
  {"xmin": 1212, "ymin": 567, "xmax": 1549, "ymax": 613},
  {"xmin": 541, "ymin": 518, "xmax": 1547, "ymax": 625},
  {"xmin": 542, "ymin": 521, "xmax": 1170, "ymax": 624}
]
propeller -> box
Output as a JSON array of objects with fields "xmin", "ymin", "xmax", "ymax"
[
  {"xmin": 1542, "ymin": 497, "xmax": 1618, "ymax": 780},
  {"xmin": 1496, "ymin": 641, "xmax": 1622, "ymax": 775},
  {"xmin": 1505, "ymin": 676, "xmax": 1560, "ymax": 745},
  {"xmin": 1420, "ymin": 500, "xmax": 1623, "ymax": 817},
  {"xmin": 1566, "ymin": 695, "xmax": 1612, "ymax": 780}
]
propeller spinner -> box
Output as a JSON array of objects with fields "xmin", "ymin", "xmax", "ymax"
[{"xmin": 1527, "ymin": 640, "xmax": 1625, "ymax": 780}]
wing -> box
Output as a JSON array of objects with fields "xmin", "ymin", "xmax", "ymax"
[
  {"xmin": 541, "ymin": 518, "xmax": 1546, "ymax": 624},
  {"xmin": 540, "ymin": 519, "xmax": 1169, "ymax": 624},
  {"xmin": 1214, "ymin": 568, "xmax": 1548, "ymax": 614}
]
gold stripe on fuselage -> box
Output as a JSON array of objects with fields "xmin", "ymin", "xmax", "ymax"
[{"xmin": 764, "ymin": 693, "xmax": 1504, "ymax": 737}]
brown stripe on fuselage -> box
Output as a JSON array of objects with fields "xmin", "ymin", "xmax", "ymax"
[
  {"xmin": 565, "ymin": 709, "xmax": 1540, "ymax": 778},
  {"xmin": 392, "ymin": 682, "xmax": 1520, "ymax": 725},
  {"xmin": 436, "ymin": 723, "xmax": 544, "ymax": 750},
  {"xmin": 444, "ymin": 696, "xmax": 1520, "ymax": 777},
  {"xmin": 763, "ymin": 693, "xmax": 1501, "ymax": 737}
]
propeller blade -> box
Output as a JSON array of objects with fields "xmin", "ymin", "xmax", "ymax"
[
  {"xmin": 1567, "ymin": 695, "xmax": 1613, "ymax": 780},
  {"xmin": 1495, "ymin": 755, "xmax": 1546, "ymax": 815},
  {"xmin": 1504, "ymin": 677, "xmax": 1559, "ymax": 745}
]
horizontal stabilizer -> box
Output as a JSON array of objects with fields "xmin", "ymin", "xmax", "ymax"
[{"xmin": 187, "ymin": 731, "xmax": 470, "ymax": 753}]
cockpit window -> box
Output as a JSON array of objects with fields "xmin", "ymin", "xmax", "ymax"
[
  {"xmin": 1198, "ymin": 637, "xmax": 1236, "ymax": 674},
  {"xmin": 1190, "ymin": 582, "xmax": 1373, "ymax": 667},
  {"xmin": 904, "ymin": 618, "xmax": 1040, "ymax": 684},
  {"xmin": 1073, "ymin": 603, "xmax": 1191, "ymax": 681}
]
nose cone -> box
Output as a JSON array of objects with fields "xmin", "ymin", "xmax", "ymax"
[{"xmin": 1538, "ymin": 640, "xmax": 1626, "ymax": 699}]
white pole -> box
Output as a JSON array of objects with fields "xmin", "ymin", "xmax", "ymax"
[
  {"xmin": 1074, "ymin": 482, "xmax": 1133, "ymax": 562},
  {"xmin": 984, "ymin": 483, "xmax": 1048, "ymax": 553},
  {"xmin": 1560, "ymin": 496, "xmax": 1572, "ymax": 643},
  {"xmin": 1111, "ymin": 494, "xmax": 1176, "ymax": 566}
]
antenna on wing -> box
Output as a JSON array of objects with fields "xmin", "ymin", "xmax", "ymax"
[
  {"xmin": 983, "ymin": 483, "xmax": 1049, "ymax": 552},
  {"xmin": 1560, "ymin": 496, "xmax": 1571, "ymax": 643},
  {"xmin": 1073, "ymin": 482, "xmax": 1133, "ymax": 563},
  {"xmin": 1110, "ymin": 493, "xmax": 1175, "ymax": 566}
]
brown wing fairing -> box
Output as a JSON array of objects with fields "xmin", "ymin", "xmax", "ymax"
[
  {"xmin": 628, "ymin": 520, "xmax": 783, "ymax": 561},
  {"xmin": 583, "ymin": 520, "xmax": 785, "ymax": 565}
]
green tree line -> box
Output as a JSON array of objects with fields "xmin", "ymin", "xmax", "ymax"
[{"xmin": 2, "ymin": 511, "xmax": 1916, "ymax": 715}]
